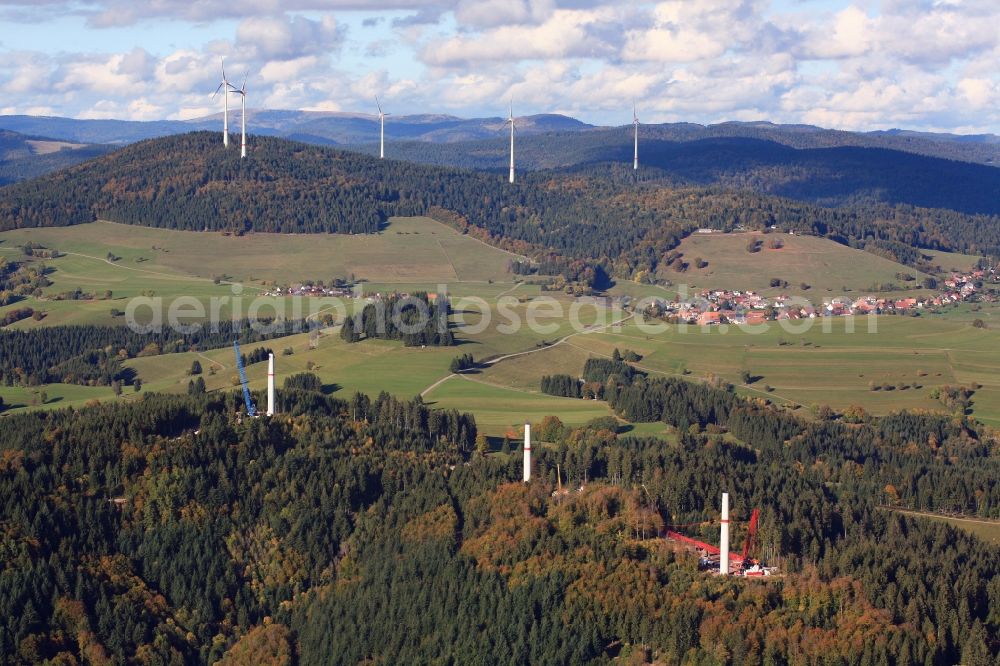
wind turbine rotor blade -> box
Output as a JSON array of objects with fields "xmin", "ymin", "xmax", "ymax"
[
  {"xmin": 213, "ymin": 82, "xmax": 224, "ymax": 98},
  {"xmin": 375, "ymin": 95, "xmax": 382, "ymax": 115},
  {"xmin": 221, "ymin": 57, "xmax": 227, "ymax": 82}
]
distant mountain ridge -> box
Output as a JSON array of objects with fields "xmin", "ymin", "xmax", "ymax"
[
  {"xmin": 338, "ymin": 131, "xmax": 1000, "ymax": 217},
  {"xmin": 0, "ymin": 112, "xmax": 593, "ymax": 146},
  {"xmin": 0, "ymin": 112, "xmax": 996, "ymax": 166},
  {"xmin": 0, "ymin": 129, "xmax": 112, "ymax": 186}
]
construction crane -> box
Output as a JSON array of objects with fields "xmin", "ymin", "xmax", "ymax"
[
  {"xmin": 667, "ymin": 504, "xmax": 774, "ymax": 577},
  {"xmin": 741, "ymin": 508, "xmax": 760, "ymax": 563},
  {"xmin": 233, "ymin": 340, "xmax": 257, "ymax": 417},
  {"xmin": 739, "ymin": 508, "xmax": 765, "ymax": 575}
]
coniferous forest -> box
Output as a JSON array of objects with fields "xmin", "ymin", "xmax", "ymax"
[
  {"xmin": 339, "ymin": 293, "xmax": 453, "ymax": 347},
  {"xmin": 0, "ymin": 376, "xmax": 997, "ymax": 664},
  {"xmin": 0, "ymin": 321, "xmax": 303, "ymax": 387}
]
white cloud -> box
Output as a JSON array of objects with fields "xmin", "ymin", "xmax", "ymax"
[
  {"xmin": 0, "ymin": 1, "xmax": 997, "ymax": 132},
  {"xmin": 801, "ymin": 5, "xmax": 874, "ymax": 59},
  {"xmin": 56, "ymin": 52, "xmax": 144, "ymax": 95},
  {"xmin": 259, "ymin": 56, "xmax": 321, "ymax": 83},
  {"xmin": 0, "ymin": 51, "xmax": 54, "ymax": 94},
  {"xmin": 453, "ymin": 0, "xmax": 555, "ymax": 28},
  {"xmin": 155, "ymin": 50, "xmax": 214, "ymax": 94},
  {"xmin": 956, "ymin": 78, "xmax": 996, "ymax": 109},
  {"xmin": 421, "ymin": 7, "xmax": 617, "ymax": 66},
  {"xmin": 235, "ymin": 14, "xmax": 343, "ymax": 61}
]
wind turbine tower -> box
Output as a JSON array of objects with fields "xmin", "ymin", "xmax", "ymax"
[
  {"xmin": 376, "ymin": 96, "xmax": 389, "ymax": 159},
  {"xmin": 508, "ymin": 100, "xmax": 516, "ymax": 184},
  {"xmin": 523, "ymin": 422, "xmax": 531, "ymax": 482},
  {"xmin": 266, "ymin": 353, "xmax": 275, "ymax": 416},
  {"xmin": 230, "ymin": 75, "xmax": 248, "ymax": 158},
  {"xmin": 720, "ymin": 492, "xmax": 730, "ymax": 575},
  {"xmin": 633, "ymin": 104, "xmax": 639, "ymax": 170},
  {"xmin": 213, "ymin": 58, "xmax": 231, "ymax": 147}
]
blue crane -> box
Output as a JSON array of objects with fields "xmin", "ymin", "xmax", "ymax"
[{"xmin": 233, "ymin": 340, "xmax": 257, "ymax": 417}]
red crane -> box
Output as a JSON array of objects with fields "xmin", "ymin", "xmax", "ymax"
[{"xmin": 740, "ymin": 508, "xmax": 760, "ymax": 565}]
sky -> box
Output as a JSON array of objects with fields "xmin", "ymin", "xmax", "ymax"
[{"xmin": 0, "ymin": 0, "xmax": 998, "ymax": 133}]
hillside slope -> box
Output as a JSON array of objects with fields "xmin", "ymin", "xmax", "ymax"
[
  {"xmin": 0, "ymin": 132, "xmax": 692, "ymax": 283},
  {"xmin": 0, "ymin": 129, "xmax": 111, "ymax": 185},
  {"xmin": 2, "ymin": 132, "xmax": 998, "ymax": 286}
]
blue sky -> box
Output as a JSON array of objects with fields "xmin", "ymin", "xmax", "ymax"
[{"xmin": 0, "ymin": 1, "xmax": 997, "ymax": 133}]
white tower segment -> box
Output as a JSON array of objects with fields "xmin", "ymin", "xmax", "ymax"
[
  {"xmin": 508, "ymin": 100, "xmax": 516, "ymax": 184},
  {"xmin": 266, "ymin": 352, "xmax": 275, "ymax": 416},
  {"xmin": 720, "ymin": 492, "xmax": 730, "ymax": 575},
  {"xmin": 240, "ymin": 92, "xmax": 246, "ymax": 158},
  {"xmin": 229, "ymin": 74, "xmax": 248, "ymax": 159},
  {"xmin": 633, "ymin": 104, "xmax": 639, "ymax": 170},
  {"xmin": 376, "ymin": 96, "xmax": 389, "ymax": 159},
  {"xmin": 523, "ymin": 422, "xmax": 531, "ymax": 482},
  {"xmin": 213, "ymin": 58, "xmax": 231, "ymax": 147},
  {"xmin": 239, "ymin": 77, "xmax": 247, "ymax": 159}
]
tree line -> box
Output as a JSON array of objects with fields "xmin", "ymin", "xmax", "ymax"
[
  {"xmin": 0, "ymin": 320, "xmax": 304, "ymax": 386},
  {"xmin": 340, "ymin": 293, "xmax": 454, "ymax": 347}
]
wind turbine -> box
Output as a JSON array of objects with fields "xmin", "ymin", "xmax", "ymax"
[
  {"xmin": 633, "ymin": 102, "xmax": 639, "ymax": 170},
  {"xmin": 376, "ymin": 96, "xmax": 389, "ymax": 159},
  {"xmin": 230, "ymin": 74, "xmax": 248, "ymax": 158},
  {"xmin": 507, "ymin": 99, "xmax": 516, "ymax": 184},
  {"xmin": 212, "ymin": 58, "xmax": 231, "ymax": 147}
]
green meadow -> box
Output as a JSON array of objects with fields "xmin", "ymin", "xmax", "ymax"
[
  {"xmin": 671, "ymin": 231, "xmax": 932, "ymax": 296},
  {"xmin": 3, "ymin": 218, "xmax": 999, "ymax": 432},
  {"xmin": 888, "ymin": 509, "xmax": 1000, "ymax": 546},
  {"xmin": 545, "ymin": 315, "xmax": 1000, "ymax": 426},
  {"xmin": 0, "ymin": 215, "xmax": 516, "ymax": 285}
]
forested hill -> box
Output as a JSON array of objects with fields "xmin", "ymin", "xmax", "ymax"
[
  {"xmin": 352, "ymin": 131, "xmax": 1000, "ymax": 216},
  {"xmin": 0, "ymin": 379, "xmax": 998, "ymax": 662},
  {"xmin": 0, "ymin": 130, "xmax": 111, "ymax": 186},
  {"xmin": 3, "ymin": 131, "xmax": 1000, "ymax": 285}
]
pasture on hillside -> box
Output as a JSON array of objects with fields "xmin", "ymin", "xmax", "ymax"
[
  {"xmin": 0, "ymin": 216, "xmax": 522, "ymax": 327},
  {"xmin": 669, "ymin": 231, "xmax": 932, "ymax": 296},
  {"xmin": 472, "ymin": 314, "xmax": 1000, "ymax": 427},
  {"xmin": 0, "ymin": 298, "xmax": 623, "ymax": 433},
  {"xmin": 0, "ymin": 214, "xmax": 516, "ymax": 285}
]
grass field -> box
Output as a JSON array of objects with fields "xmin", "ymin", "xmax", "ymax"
[
  {"xmin": 0, "ymin": 216, "xmax": 517, "ymax": 285},
  {"xmin": 467, "ymin": 314, "xmax": 1000, "ymax": 426},
  {"xmin": 0, "ymin": 298, "xmax": 620, "ymax": 428},
  {"xmin": 423, "ymin": 374, "xmax": 614, "ymax": 434},
  {"xmin": 671, "ymin": 231, "xmax": 931, "ymax": 296},
  {"xmin": 0, "ymin": 216, "xmax": 525, "ymax": 327},
  {"xmin": 889, "ymin": 509, "xmax": 1000, "ymax": 546},
  {"xmin": 8, "ymin": 306, "xmax": 997, "ymax": 431},
  {"xmin": 0, "ymin": 217, "xmax": 512, "ymax": 296},
  {"xmin": 922, "ymin": 249, "xmax": 982, "ymax": 274},
  {"xmin": 3, "ymin": 219, "xmax": 999, "ymax": 433}
]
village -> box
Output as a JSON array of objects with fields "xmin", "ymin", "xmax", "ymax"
[
  {"xmin": 643, "ymin": 266, "xmax": 998, "ymax": 326},
  {"xmin": 258, "ymin": 265, "xmax": 999, "ymax": 330},
  {"xmin": 261, "ymin": 282, "xmax": 357, "ymax": 299}
]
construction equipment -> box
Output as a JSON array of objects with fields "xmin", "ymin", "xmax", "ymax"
[
  {"xmin": 233, "ymin": 340, "xmax": 257, "ymax": 417},
  {"xmin": 741, "ymin": 508, "xmax": 760, "ymax": 563},
  {"xmin": 667, "ymin": 504, "xmax": 775, "ymax": 577},
  {"xmin": 739, "ymin": 508, "xmax": 773, "ymax": 576}
]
